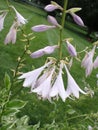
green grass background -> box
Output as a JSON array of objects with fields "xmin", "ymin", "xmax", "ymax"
[{"xmin": 0, "ymin": 0, "xmax": 98, "ymax": 129}]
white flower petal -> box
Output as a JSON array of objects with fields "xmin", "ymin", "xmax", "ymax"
[{"xmin": 65, "ymin": 65, "xmax": 86, "ymax": 98}]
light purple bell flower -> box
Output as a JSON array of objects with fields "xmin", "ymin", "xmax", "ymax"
[
  {"xmin": 31, "ymin": 24, "xmax": 56, "ymax": 32},
  {"xmin": 30, "ymin": 45, "xmax": 58, "ymax": 58},
  {"xmin": 11, "ymin": 6, "xmax": 27, "ymax": 25},
  {"xmin": 94, "ymin": 56, "xmax": 98, "ymax": 69},
  {"xmin": 49, "ymin": 64, "xmax": 67, "ymax": 102},
  {"xmin": 64, "ymin": 64, "xmax": 86, "ymax": 98},
  {"xmin": 4, "ymin": 21, "xmax": 18, "ymax": 44},
  {"xmin": 81, "ymin": 45, "xmax": 96, "ymax": 77},
  {"xmin": 0, "ymin": 11, "xmax": 7, "ymax": 31}
]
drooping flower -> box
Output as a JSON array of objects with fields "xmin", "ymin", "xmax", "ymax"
[
  {"xmin": 70, "ymin": 12, "xmax": 85, "ymax": 27},
  {"xmin": 49, "ymin": 64, "xmax": 67, "ymax": 102},
  {"xmin": 30, "ymin": 45, "xmax": 58, "ymax": 58},
  {"xmin": 4, "ymin": 21, "xmax": 18, "ymax": 44},
  {"xmin": 94, "ymin": 56, "xmax": 98, "ymax": 69},
  {"xmin": 81, "ymin": 45, "xmax": 96, "ymax": 77},
  {"xmin": 31, "ymin": 24, "xmax": 56, "ymax": 32},
  {"xmin": 47, "ymin": 15, "xmax": 61, "ymax": 27},
  {"xmin": 0, "ymin": 11, "xmax": 7, "ymax": 31},
  {"xmin": 18, "ymin": 61, "xmax": 52, "ymax": 88},
  {"xmin": 66, "ymin": 40, "xmax": 77, "ymax": 57},
  {"xmin": 64, "ymin": 64, "xmax": 86, "ymax": 98},
  {"xmin": 11, "ymin": 6, "xmax": 27, "ymax": 25},
  {"xmin": 32, "ymin": 67, "xmax": 55, "ymax": 100}
]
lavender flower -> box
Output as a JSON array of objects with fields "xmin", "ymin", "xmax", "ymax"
[
  {"xmin": 0, "ymin": 11, "xmax": 7, "ymax": 31},
  {"xmin": 30, "ymin": 45, "xmax": 58, "ymax": 58},
  {"xmin": 81, "ymin": 45, "xmax": 96, "ymax": 77},
  {"xmin": 64, "ymin": 64, "xmax": 86, "ymax": 98},
  {"xmin": 31, "ymin": 24, "xmax": 56, "ymax": 32},
  {"xmin": 70, "ymin": 13, "xmax": 85, "ymax": 27},
  {"xmin": 94, "ymin": 56, "xmax": 98, "ymax": 69},
  {"xmin": 66, "ymin": 40, "xmax": 77, "ymax": 57},
  {"xmin": 11, "ymin": 6, "xmax": 27, "ymax": 25},
  {"xmin": 4, "ymin": 21, "xmax": 18, "ymax": 44}
]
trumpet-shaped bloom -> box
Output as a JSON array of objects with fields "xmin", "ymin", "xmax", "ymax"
[
  {"xmin": 81, "ymin": 45, "xmax": 96, "ymax": 77},
  {"xmin": 4, "ymin": 21, "xmax": 18, "ymax": 44},
  {"xmin": 47, "ymin": 15, "xmax": 60, "ymax": 27},
  {"xmin": 30, "ymin": 45, "xmax": 58, "ymax": 58},
  {"xmin": 66, "ymin": 41, "xmax": 77, "ymax": 57},
  {"xmin": 0, "ymin": 11, "xmax": 7, "ymax": 31},
  {"xmin": 94, "ymin": 56, "xmax": 98, "ymax": 69},
  {"xmin": 18, "ymin": 62, "xmax": 51, "ymax": 88},
  {"xmin": 45, "ymin": 4, "xmax": 59, "ymax": 12},
  {"xmin": 64, "ymin": 65, "xmax": 86, "ymax": 98},
  {"xmin": 70, "ymin": 13, "xmax": 85, "ymax": 27},
  {"xmin": 31, "ymin": 24, "xmax": 56, "ymax": 32},
  {"xmin": 32, "ymin": 68, "xmax": 55, "ymax": 100},
  {"xmin": 49, "ymin": 67, "xmax": 67, "ymax": 102},
  {"xmin": 11, "ymin": 6, "xmax": 27, "ymax": 25}
]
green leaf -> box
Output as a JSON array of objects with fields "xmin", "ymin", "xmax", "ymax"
[
  {"xmin": 4, "ymin": 73, "xmax": 11, "ymax": 91},
  {"xmin": 3, "ymin": 109, "xmax": 20, "ymax": 116},
  {"xmin": 7, "ymin": 99, "xmax": 27, "ymax": 110},
  {"xmin": 32, "ymin": 122, "xmax": 40, "ymax": 130},
  {"xmin": 67, "ymin": 109, "xmax": 76, "ymax": 115}
]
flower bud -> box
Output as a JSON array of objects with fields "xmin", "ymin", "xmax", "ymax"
[
  {"xmin": 66, "ymin": 41, "xmax": 77, "ymax": 57},
  {"xmin": 31, "ymin": 24, "xmax": 56, "ymax": 32}
]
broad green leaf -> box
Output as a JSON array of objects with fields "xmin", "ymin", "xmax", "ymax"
[{"xmin": 7, "ymin": 99, "xmax": 27, "ymax": 110}]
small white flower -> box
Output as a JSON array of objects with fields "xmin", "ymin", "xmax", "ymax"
[
  {"xmin": 50, "ymin": 66, "xmax": 67, "ymax": 102},
  {"xmin": 4, "ymin": 21, "xmax": 18, "ymax": 44},
  {"xmin": 64, "ymin": 64, "xmax": 86, "ymax": 98},
  {"xmin": 11, "ymin": 6, "xmax": 27, "ymax": 25},
  {"xmin": 81, "ymin": 45, "xmax": 96, "ymax": 77},
  {"xmin": 0, "ymin": 11, "xmax": 7, "ymax": 31},
  {"xmin": 18, "ymin": 62, "xmax": 52, "ymax": 88}
]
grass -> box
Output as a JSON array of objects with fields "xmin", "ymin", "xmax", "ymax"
[{"xmin": 0, "ymin": 0, "xmax": 98, "ymax": 129}]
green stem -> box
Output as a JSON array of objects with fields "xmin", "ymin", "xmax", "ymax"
[
  {"xmin": 58, "ymin": 0, "xmax": 68, "ymax": 60},
  {"xmin": 67, "ymin": 114, "xmax": 87, "ymax": 121}
]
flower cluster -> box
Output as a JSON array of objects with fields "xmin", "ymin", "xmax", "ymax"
[
  {"xmin": 81, "ymin": 45, "xmax": 98, "ymax": 77},
  {"xmin": 19, "ymin": 59, "xmax": 86, "ymax": 101},
  {"xmin": 0, "ymin": 5, "xmax": 27, "ymax": 44}
]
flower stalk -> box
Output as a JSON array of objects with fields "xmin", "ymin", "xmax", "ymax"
[{"xmin": 58, "ymin": 0, "xmax": 68, "ymax": 60}]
